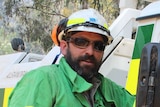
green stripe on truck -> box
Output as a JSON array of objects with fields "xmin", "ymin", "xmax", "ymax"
[{"xmin": 132, "ymin": 24, "xmax": 154, "ymax": 59}]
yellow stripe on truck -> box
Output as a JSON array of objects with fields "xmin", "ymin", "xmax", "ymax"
[
  {"xmin": 125, "ymin": 59, "xmax": 140, "ymax": 95},
  {"xmin": 3, "ymin": 88, "xmax": 13, "ymax": 107}
]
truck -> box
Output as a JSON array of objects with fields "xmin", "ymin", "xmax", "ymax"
[{"xmin": 1, "ymin": 0, "xmax": 160, "ymax": 106}]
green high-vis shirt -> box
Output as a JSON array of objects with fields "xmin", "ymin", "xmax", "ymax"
[{"xmin": 8, "ymin": 57, "xmax": 135, "ymax": 107}]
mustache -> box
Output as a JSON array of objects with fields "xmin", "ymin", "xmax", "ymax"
[{"xmin": 79, "ymin": 54, "xmax": 96, "ymax": 62}]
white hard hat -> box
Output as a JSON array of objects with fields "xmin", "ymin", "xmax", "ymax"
[{"xmin": 58, "ymin": 8, "xmax": 113, "ymax": 44}]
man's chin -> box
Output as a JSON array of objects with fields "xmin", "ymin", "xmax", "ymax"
[{"xmin": 80, "ymin": 67, "xmax": 96, "ymax": 77}]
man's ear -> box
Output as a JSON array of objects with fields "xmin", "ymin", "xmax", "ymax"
[{"xmin": 60, "ymin": 40, "xmax": 68, "ymax": 55}]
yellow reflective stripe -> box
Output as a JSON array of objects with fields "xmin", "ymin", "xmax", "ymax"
[
  {"xmin": 67, "ymin": 18, "xmax": 108, "ymax": 29},
  {"xmin": 3, "ymin": 88, "xmax": 13, "ymax": 107},
  {"xmin": 67, "ymin": 18, "xmax": 85, "ymax": 26},
  {"xmin": 103, "ymin": 23, "xmax": 108, "ymax": 29},
  {"xmin": 125, "ymin": 59, "xmax": 140, "ymax": 95}
]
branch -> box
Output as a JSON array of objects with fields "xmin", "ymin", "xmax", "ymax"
[{"xmin": 25, "ymin": 6, "xmax": 66, "ymax": 17}]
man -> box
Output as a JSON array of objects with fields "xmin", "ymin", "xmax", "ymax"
[
  {"xmin": 11, "ymin": 38, "xmax": 25, "ymax": 52},
  {"xmin": 8, "ymin": 8, "xmax": 135, "ymax": 107}
]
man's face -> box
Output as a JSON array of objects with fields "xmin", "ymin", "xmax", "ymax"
[{"xmin": 60, "ymin": 31, "xmax": 105, "ymax": 81}]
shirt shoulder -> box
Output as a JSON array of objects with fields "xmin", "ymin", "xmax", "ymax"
[
  {"xmin": 98, "ymin": 74, "xmax": 135, "ymax": 107},
  {"xmin": 25, "ymin": 64, "xmax": 59, "ymax": 77}
]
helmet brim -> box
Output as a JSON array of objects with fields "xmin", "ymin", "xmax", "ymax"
[{"xmin": 58, "ymin": 26, "xmax": 113, "ymax": 45}]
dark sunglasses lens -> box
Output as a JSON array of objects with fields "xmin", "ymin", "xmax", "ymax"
[
  {"xmin": 73, "ymin": 38, "xmax": 89, "ymax": 47},
  {"xmin": 69, "ymin": 37, "xmax": 106, "ymax": 51},
  {"xmin": 94, "ymin": 41, "xmax": 106, "ymax": 51}
]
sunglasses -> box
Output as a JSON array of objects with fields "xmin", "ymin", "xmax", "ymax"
[{"xmin": 66, "ymin": 37, "xmax": 106, "ymax": 52}]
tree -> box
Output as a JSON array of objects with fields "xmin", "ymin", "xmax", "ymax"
[
  {"xmin": 2, "ymin": 0, "xmax": 119, "ymax": 54},
  {"xmin": 137, "ymin": 0, "xmax": 150, "ymax": 9}
]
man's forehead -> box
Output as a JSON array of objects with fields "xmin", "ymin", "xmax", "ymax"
[{"xmin": 71, "ymin": 31, "xmax": 103, "ymax": 39}]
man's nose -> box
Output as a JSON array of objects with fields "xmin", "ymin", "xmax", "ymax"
[{"xmin": 85, "ymin": 44, "xmax": 94, "ymax": 55}]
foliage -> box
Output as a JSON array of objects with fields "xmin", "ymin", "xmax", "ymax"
[
  {"xmin": 0, "ymin": 28, "xmax": 16, "ymax": 55},
  {"xmin": 2, "ymin": 0, "xmax": 119, "ymax": 54},
  {"xmin": 137, "ymin": 0, "xmax": 150, "ymax": 9}
]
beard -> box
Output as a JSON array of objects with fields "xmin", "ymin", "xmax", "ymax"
[{"xmin": 65, "ymin": 48, "xmax": 102, "ymax": 82}]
